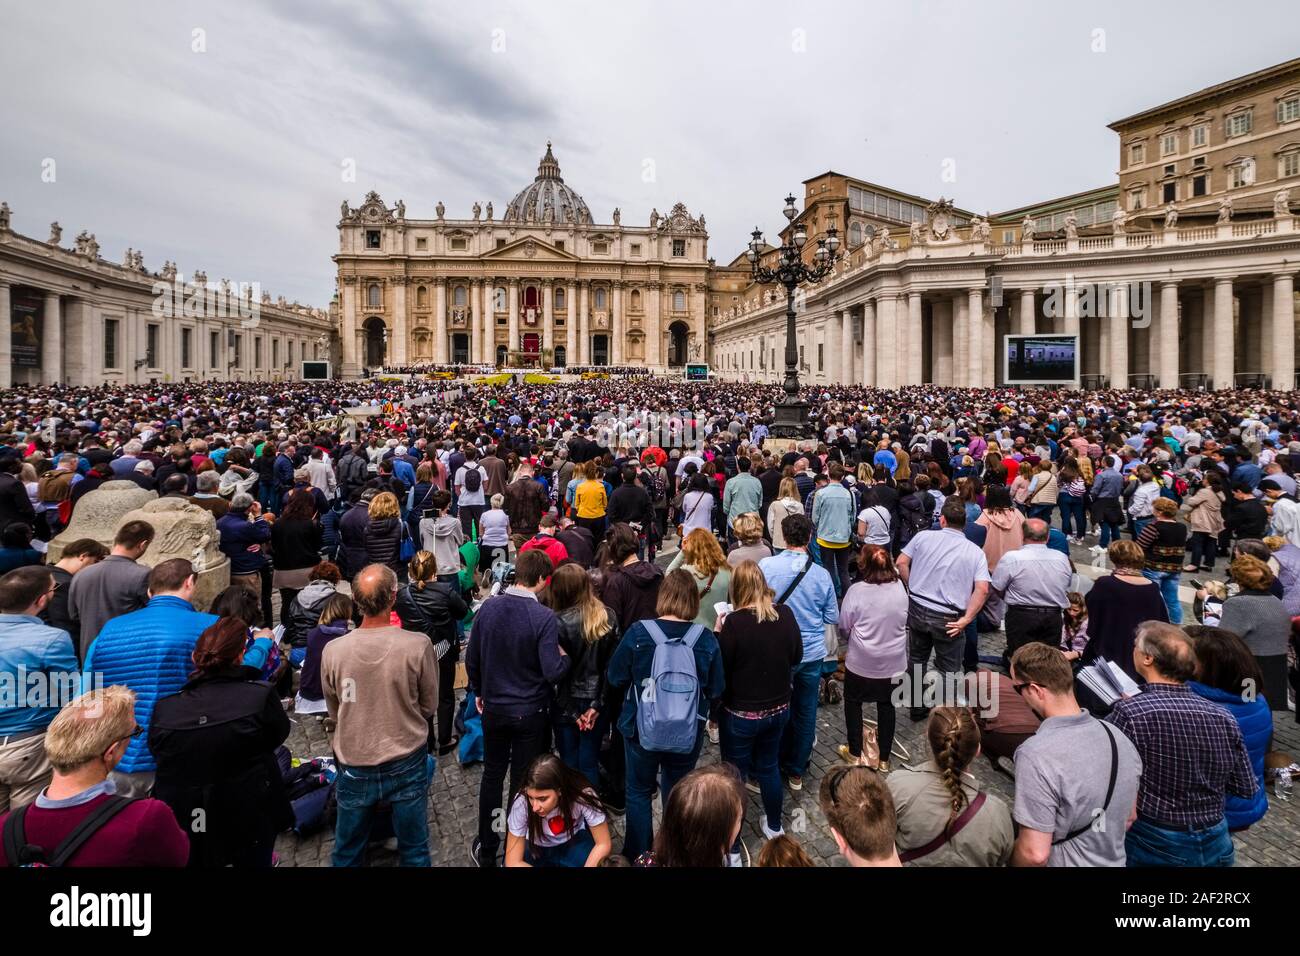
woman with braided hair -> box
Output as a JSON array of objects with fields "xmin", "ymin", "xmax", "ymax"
[{"xmin": 885, "ymin": 707, "xmax": 1013, "ymax": 866}]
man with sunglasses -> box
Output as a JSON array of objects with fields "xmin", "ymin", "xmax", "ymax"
[{"xmin": 1007, "ymin": 643, "xmax": 1142, "ymax": 867}]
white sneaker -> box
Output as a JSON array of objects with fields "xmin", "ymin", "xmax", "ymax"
[
  {"xmin": 707, "ymin": 722, "xmax": 719, "ymax": 744},
  {"xmin": 726, "ymin": 851, "xmax": 743, "ymax": 868},
  {"xmin": 760, "ymin": 820, "xmax": 785, "ymax": 841}
]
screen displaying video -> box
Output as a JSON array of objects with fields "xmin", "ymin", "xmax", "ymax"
[{"xmin": 1004, "ymin": 335, "xmax": 1077, "ymax": 384}]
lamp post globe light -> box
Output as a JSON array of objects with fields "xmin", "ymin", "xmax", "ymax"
[{"xmin": 746, "ymin": 193, "xmax": 841, "ymax": 439}]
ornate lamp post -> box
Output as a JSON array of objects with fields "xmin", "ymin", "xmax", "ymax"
[{"xmin": 746, "ymin": 193, "xmax": 840, "ymax": 438}]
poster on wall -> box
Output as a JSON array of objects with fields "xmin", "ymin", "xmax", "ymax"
[{"xmin": 11, "ymin": 297, "xmax": 42, "ymax": 367}]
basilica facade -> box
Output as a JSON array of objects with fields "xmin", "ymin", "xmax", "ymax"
[{"xmin": 334, "ymin": 144, "xmax": 710, "ymax": 377}]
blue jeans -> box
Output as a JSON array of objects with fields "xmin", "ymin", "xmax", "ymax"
[
  {"xmin": 1143, "ymin": 569, "xmax": 1183, "ymax": 624},
  {"xmin": 523, "ymin": 826, "xmax": 596, "ymax": 867},
  {"xmin": 719, "ymin": 707, "xmax": 788, "ymax": 841},
  {"xmin": 963, "ymin": 618, "xmax": 979, "ymax": 671},
  {"xmin": 1131, "ymin": 516, "xmax": 1152, "ymax": 539},
  {"xmin": 332, "ymin": 747, "xmax": 430, "ymax": 867},
  {"xmin": 779, "ymin": 660, "xmax": 823, "ymax": 779},
  {"xmin": 622, "ymin": 730, "xmax": 704, "ymax": 861},
  {"xmin": 1057, "ymin": 495, "xmax": 1085, "ymax": 537},
  {"xmin": 1098, "ymin": 519, "xmax": 1123, "ymax": 547},
  {"xmin": 1028, "ymin": 503, "xmax": 1054, "ymax": 523},
  {"xmin": 554, "ymin": 714, "xmax": 602, "ymax": 791},
  {"xmin": 1125, "ymin": 817, "xmax": 1233, "ymax": 867}
]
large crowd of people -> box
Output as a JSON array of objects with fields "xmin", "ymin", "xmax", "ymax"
[{"xmin": 0, "ymin": 372, "xmax": 1296, "ymax": 868}]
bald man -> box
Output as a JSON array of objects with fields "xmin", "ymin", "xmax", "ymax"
[{"xmin": 990, "ymin": 518, "xmax": 1073, "ymax": 663}]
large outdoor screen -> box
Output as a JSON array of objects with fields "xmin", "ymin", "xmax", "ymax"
[
  {"xmin": 684, "ymin": 363, "xmax": 709, "ymax": 382},
  {"xmin": 301, "ymin": 361, "xmax": 331, "ymax": 380},
  {"xmin": 1003, "ymin": 335, "xmax": 1078, "ymax": 385}
]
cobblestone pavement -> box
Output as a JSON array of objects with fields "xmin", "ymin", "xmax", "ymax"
[{"xmin": 274, "ymin": 538, "xmax": 1300, "ymax": 867}]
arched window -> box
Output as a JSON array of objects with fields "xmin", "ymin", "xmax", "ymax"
[
  {"xmin": 494, "ymin": 287, "xmax": 507, "ymax": 311},
  {"xmin": 367, "ymin": 283, "xmax": 381, "ymax": 308},
  {"xmin": 595, "ymin": 287, "xmax": 607, "ymax": 309},
  {"xmin": 673, "ymin": 289, "xmax": 686, "ymax": 311},
  {"xmin": 416, "ymin": 285, "xmax": 429, "ymax": 309},
  {"xmin": 630, "ymin": 289, "xmax": 641, "ymax": 311},
  {"xmin": 849, "ymin": 222, "xmax": 863, "ymax": 247},
  {"xmin": 453, "ymin": 285, "xmax": 467, "ymax": 307},
  {"xmin": 555, "ymin": 287, "xmax": 566, "ymax": 310}
]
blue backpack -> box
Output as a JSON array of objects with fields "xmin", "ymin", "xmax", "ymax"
[{"xmin": 635, "ymin": 621, "xmax": 706, "ymax": 754}]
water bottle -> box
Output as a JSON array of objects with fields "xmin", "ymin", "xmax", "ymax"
[{"xmin": 1276, "ymin": 768, "xmax": 1292, "ymax": 802}]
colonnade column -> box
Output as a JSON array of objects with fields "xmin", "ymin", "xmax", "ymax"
[
  {"xmin": 875, "ymin": 295, "xmax": 897, "ymax": 389},
  {"xmin": 392, "ymin": 278, "xmax": 408, "ymax": 367},
  {"xmin": 838, "ymin": 309, "xmax": 853, "ymax": 385},
  {"xmin": 1212, "ymin": 277, "xmax": 1235, "ymax": 390},
  {"xmin": 952, "ymin": 293, "xmax": 968, "ymax": 387},
  {"xmin": 1109, "ymin": 283, "xmax": 1128, "ymax": 389},
  {"xmin": 931, "ymin": 299, "xmax": 953, "ymax": 385},
  {"xmin": 470, "ymin": 279, "xmax": 482, "ymax": 363},
  {"xmin": 967, "ymin": 288, "xmax": 984, "ymax": 388},
  {"xmin": 1273, "ymin": 273, "xmax": 1296, "ymax": 391},
  {"xmin": 42, "ymin": 292, "xmax": 63, "ymax": 384},
  {"xmin": 611, "ymin": 282, "xmax": 623, "ymax": 366},
  {"xmin": 434, "ymin": 279, "xmax": 448, "ymax": 365},
  {"xmin": 507, "ymin": 278, "xmax": 520, "ymax": 363},
  {"xmin": 907, "ymin": 292, "xmax": 923, "ymax": 385},
  {"xmin": 1018, "ymin": 289, "xmax": 1036, "ymax": 335},
  {"xmin": 566, "ymin": 281, "xmax": 577, "ymax": 366},
  {"xmin": 0, "ymin": 280, "xmax": 10, "ymax": 388},
  {"xmin": 860, "ymin": 300, "xmax": 876, "ymax": 388},
  {"xmin": 543, "ymin": 279, "xmax": 555, "ymax": 358},
  {"xmin": 1158, "ymin": 281, "xmax": 1179, "ymax": 389},
  {"xmin": 578, "ymin": 281, "xmax": 590, "ymax": 364}
]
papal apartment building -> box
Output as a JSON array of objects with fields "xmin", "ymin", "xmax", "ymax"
[{"xmin": 710, "ymin": 56, "xmax": 1300, "ymax": 391}]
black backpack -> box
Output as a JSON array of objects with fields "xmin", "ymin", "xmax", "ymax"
[
  {"xmin": 463, "ymin": 467, "xmax": 483, "ymax": 494},
  {"xmin": 3, "ymin": 795, "xmax": 135, "ymax": 867}
]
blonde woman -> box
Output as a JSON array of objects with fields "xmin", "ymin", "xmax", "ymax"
[
  {"xmin": 549, "ymin": 563, "xmax": 620, "ymax": 786},
  {"xmin": 767, "ymin": 477, "xmax": 804, "ymax": 550},
  {"xmin": 727, "ymin": 512, "xmax": 772, "ymax": 567},
  {"xmin": 364, "ymin": 490, "xmax": 405, "ymax": 575},
  {"xmin": 894, "ymin": 449, "xmax": 912, "ymax": 483},
  {"xmin": 715, "ymin": 560, "xmax": 803, "ymax": 845},
  {"xmin": 668, "ymin": 528, "xmax": 732, "ymax": 630}
]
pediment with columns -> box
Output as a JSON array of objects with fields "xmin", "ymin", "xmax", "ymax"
[{"xmin": 479, "ymin": 235, "xmax": 579, "ymax": 262}]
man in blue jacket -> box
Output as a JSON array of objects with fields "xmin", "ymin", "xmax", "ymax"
[
  {"xmin": 216, "ymin": 493, "xmax": 273, "ymax": 597},
  {"xmin": 0, "ymin": 566, "xmax": 80, "ymax": 813},
  {"xmin": 273, "ymin": 441, "xmax": 297, "ymax": 513},
  {"xmin": 83, "ymin": 558, "xmax": 217, "ymax": 797},
  {"xmin": 465, "ymin": 548, "xmax": 569, "ymax": 866}
]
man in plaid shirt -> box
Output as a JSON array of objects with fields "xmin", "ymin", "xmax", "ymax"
[{"xmin": 1107, "ymin": 622, "xmax": 1258, "ymax": 867}]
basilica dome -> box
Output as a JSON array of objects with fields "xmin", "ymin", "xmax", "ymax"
[{"xmin": 503, "ymin": 142, "xmax": 594, "ymax": 225}]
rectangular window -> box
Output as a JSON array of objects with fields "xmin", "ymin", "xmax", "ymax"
[
  {"xmin": 672, "ymin": 239, "xmax": 685, "ymax": 257},
  {"xmin": 366, "ymin": 230, "xmax": 380, "ymax": 248},
  {"xmin": 1279, "ymin": 97, "xmax": 1300, "ymax": 124},
  {"xmin": 233, "ymin": 335, "xmax": 242, "ymax": 368},
  {"xmin": 1227, "ymin": 111, "xmax": 1252, "ymax": 137},
  {"xmin": 1161, "ymin": 133, "xmax": 1177, "ymax": 155},
  {"xmin": 104, "ymin": 319, "xmax": 119, "ymax": 368},
  {"xmin": 592, "ymin": 241, "xmax": 609, "ymax": 254},
  {"xmin": 554, "ymin": 240, "xmax": 564, "ymax": 252},
  {"xmin": 1128, "ymin": 190, "xmax": 1144, "ymax": 211},
  {"xmin": 1281, "ymin": 152, "xmax": 1300, "ymax": 178},
  {"xmin": 630, "ymin": 243, "xmax": 641, "ymax": 256},
  {"xmin": 817, "ymin": 343, "xmax": 824, "ymax": 371},
  {"xmin": 1002, "ymin": 229, "xmax": 1015, "ymax": 244},
  {"xmin": 1193, "ymin": 174, "xmax": 1208, "ymax": 197},
  {"xmin": 1192, "ymin": 124, "xmax": 1208, "ymax": 148},
  {"xmin": 272, "ymin": 338, "xmax": 279, "ymax": 369},
  {"xmin": 181, "ymin": 328, "xmax": 192, "ymax": 368},
  {"xmin": 450, "ymin": 237, "xmax": 467, "ymax": 251},
  {"xmin": 1163, "ymin": 182, "xmax": 1176, "ymax": 203},
  {"xmin": 146, "ymin": 324, "xmax": 159, "ymax": 367},
  {"xmin": 415, "ymin": 237, "xmax": 427, "ymax": 250},
  {"xmin": 1231, "ymin": 161, "xmax": 1255, "ymax": 188},
  {"xmin": 254, "ymin": 337, "xmax": 263, "ymax": 369},
  {"xmin": 1129, "ymin": 143, "xmax": 1145, "ymax": 165},
  {"xmin": 210, "ymin": 330, "xmax": 219, "ymax": 367},
  {"xmin": 1162, "ymin": 164, "xmax": 1175, "ymax": 176},
  {"xmin": 496, "ymin": 238, "xmax": 507, "ymax": 249}
]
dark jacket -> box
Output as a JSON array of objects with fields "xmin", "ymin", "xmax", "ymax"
[
  {"xmin": 216, "ymin": 510, "xmax": 272, "ymax": 574},
  {"xmin": 270, "ymin": 517, "xmax": 322, "ymax": 572},
  {"xmin": 394, "ymin": 579, "xmax": 468, "ymax": 655},
  {"xmin": 466, "ymin": 590, "xmax": 569, "ymax": 717},
  {"xmin": 283, "ymin": 580, "xmax": 336, "ymax": 648},
  {"xmin": 299, "ymin": 620, "xmax": 348, "ymax": 701},
  {"xmin": 556, "ymin": 526, "xmax": 595, "ymax": 568},
  {"xmin": 338, "ymin": 503, "xmax": 370, "ymax": 578},
  {"xmin": 364, "ymin": 516, "xmax": 403, "ymax": 569},
  {"xmin": 148, "ymin": 666, "xmax": 293, "ymax": 867},
  {"xmin": 503, "ymin": 478, "xmax": 548, "ymax": 538},
  {"xmin": 599, "ymin": 560, "xmax": 664, "ymax": 635},
  {"xmin": 41, "ymin": 566, "xmax": 77, "ymax": 637},
  {"xmin": 553, "ymin": 605, "xmax": 619, "ymax": 720},
  {"xmin": 0, "ymin": 472, "xmax": 35, "ymax": 532},
  {"xmin": 274, "ymin": 454, "xmax": 295, "ymax": 492},
  {"xmin": 607, "ymin": 483, "xmax": 653, "ymax": 530}
]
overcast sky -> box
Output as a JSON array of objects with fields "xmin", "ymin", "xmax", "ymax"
[{"xmin": 2, "ymin": 0, "xmax": 1298, "ymax": 305}]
